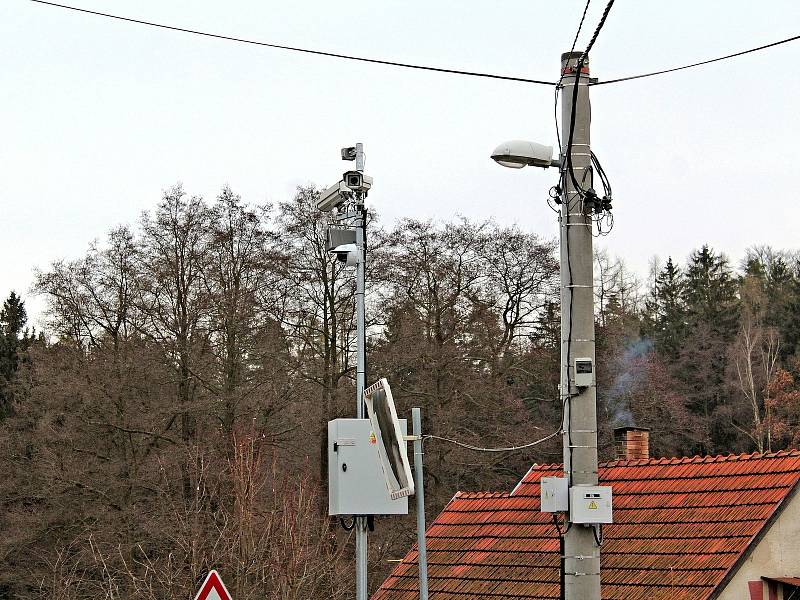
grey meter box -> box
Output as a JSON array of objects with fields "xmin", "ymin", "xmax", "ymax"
[{"xmin": 328, "ymin": 418, "xmax": 409, "ymax": 516}]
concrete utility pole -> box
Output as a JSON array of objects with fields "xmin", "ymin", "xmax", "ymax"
[
  {"xmin": 559, "ymin": 51, "xmax": 601, "ymax": 600},
  {"xmin": 354, "ymin": 142, "xmax": 368, "ymax": 600}
]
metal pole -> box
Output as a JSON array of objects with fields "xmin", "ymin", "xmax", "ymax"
[
  {"xmin": 412, "ymin": 408, "xmax": 429, "ymax": 600},
  {"xmin": 559, "ymin": 52, "xmax": 600, "ymax": 600},
  {"xmin": 355, "ymin": 143, "xmax": 368, "ymax": 600}
]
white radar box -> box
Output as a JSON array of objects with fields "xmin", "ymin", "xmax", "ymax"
[{"xmin": 328, "ymin": 418, "xmax": 409, "ymax": 516}]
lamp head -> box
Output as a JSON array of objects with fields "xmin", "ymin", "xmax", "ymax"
[{"xmin": 491, "ymin": 140, "xmax": 557, "ymax": 169}]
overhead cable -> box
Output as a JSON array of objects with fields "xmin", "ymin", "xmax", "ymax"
[
  {"xmin": 594, "ymin": 33, "xmax": 800, "ymax": 85},
  {"xmin": 425, "ymin": 430, "xmax": 561, "ymax": 453},
  {"xmin": 568, "ymin": 0, "xmax": 593, "ymax": 63},
  {"xmin": 581, "ymin": 0, "xmax": 615, "ymax": 59},
  {"xmin": 30, "ymin": 0, "xmax": 556, "ymax": 86},
  {"xmin": 555, "ymin": 0, "xmax": 593, "ymax": 152}
]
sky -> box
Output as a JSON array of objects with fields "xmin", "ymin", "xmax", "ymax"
[{"xmin": 2, "ymin": 0, "xmax": 799, "ymax": 324}]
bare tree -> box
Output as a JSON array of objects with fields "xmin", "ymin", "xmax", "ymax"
[
  {"xmin": 594, "ymin": 248, "xmax": 641, "ymax": 326},
  {"xmin": 478, "ymin": 225, "xmax": 558, "ymax": 375},
  {"xmin": 137, "ymin": 184, "xmax": 211, "ymax": 501},
  {"xmin": 202, "ymin": 186, "xmax": 291, "ymax": 436},
  {"xmin": 34, "ymin": 226, "xmax": 139, "ymax": 349},
  {"xmin": 731, "ymin": 276, "xmax": 782, "ymax": 452}
]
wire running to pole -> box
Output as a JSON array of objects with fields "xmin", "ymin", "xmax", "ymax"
[
  {"xmin": 554, "ymin": 0, "xmax": 593, "ymax": 154},
  {"xmin": 425, "ymin": 430, "xmax": 561, "ymax": 453},
  {"xmin": 568, "ymin": 0, "xmax": 593, "ymax": 62},
  {"xmin": 580, "ymin": 0, "xmax": 615, "ymax": 59},
  {"xmin": 594, "ymin": 33, "xmax": 800, "ymax": 85},
  {"xmin": 30, "ymin": 0, "xmax": 556, "ymax": 86}
]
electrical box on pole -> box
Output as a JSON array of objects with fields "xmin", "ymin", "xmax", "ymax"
[
  {"xmin": 541, "ymin": 477, "xmax": 570, "ymax": 513},
  {"xmin": 570, "ymin": 485, "xmax": 613, "ymax": 524},
  {"xmin": 328, "ymin": 419, "xmax": 409, "ymax": 516},
  {"xmin": 573, "ymin": 357, "xmax": 594, "ymax": 388}
]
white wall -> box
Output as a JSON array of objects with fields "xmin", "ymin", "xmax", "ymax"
[{"xmin": 716, "ymin": 489, "xmax": 800, "ymax": 600}]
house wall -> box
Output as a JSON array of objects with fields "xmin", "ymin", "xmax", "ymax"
[{"xmin": 716, "ymin": 489, "xmax": 800, "ymax": 600}]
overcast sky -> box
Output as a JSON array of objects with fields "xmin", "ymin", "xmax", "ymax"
[{"xmin": 2, "ymin": 0, "xmax": 799, "ymax": 323}]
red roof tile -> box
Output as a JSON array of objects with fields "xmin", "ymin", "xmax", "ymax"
[{"xmin": 373, "ymin": 450, "xmax": 800, "ymax": 600}]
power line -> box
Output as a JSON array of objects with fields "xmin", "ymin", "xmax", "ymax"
[
  {"xmin": 425, "ymin": 430, "xmax": 561, "ymax": 453},
  {"xmin": 555, "ymin": 0, "xmax": 593, "ymax": 152},
  {"xmin": 594, "ymin": 33, "xmax": 800, "ymax": 85},
  {"xmin": 568, "ymin": 0, "xmax": 593, "ymax": 61},
  {"xmin": 425, "ymin": 395, "xmax": 569, "ymax": 454},
  {"xmin": 581, "ymin": 0, "xmax": 615, "ymax": 59},
  {"xmin": 30, "ymin": 0, "xmax": 556, "ymax": 86}
]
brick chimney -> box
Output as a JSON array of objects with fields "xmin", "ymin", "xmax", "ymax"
[{"xmin": 613, "ymin": 426, "xmax": 650, "ymax": 460}]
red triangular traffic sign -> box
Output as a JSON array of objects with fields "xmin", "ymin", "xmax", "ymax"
[{"xmin": 193, "ymin": 570, "xmax": 232, "ymax": 600}]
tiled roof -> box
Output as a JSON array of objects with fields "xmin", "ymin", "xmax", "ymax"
[{"xmin": 373, "ymin": 450, "xmax": 800, "ymax": 600}]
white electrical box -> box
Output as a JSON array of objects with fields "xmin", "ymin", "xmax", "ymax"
[
  {"xmin": 570, "ymin": 485, "xmax": 613, "ymax": 524},
  {"xmin": 573, "ymin": 357, "xmax": 594, "ymax": 388},
  {"xmin": 328, "ymin": 419, "xmax": 409, "ymax": 516},
  {"xmin": 541, "ymin": 477, "xmax": 569, "ymax": 512}
]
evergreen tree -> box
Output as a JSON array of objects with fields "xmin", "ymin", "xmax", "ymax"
[
  {"xmin": 678, "ymin": 246, "xmax": 741, "ymax": 451},
  {"xmin": 683, "ymin": 246, "xmax": 740, "ymax": 336},
  {"xmin": 0, "ymin": 291, "xmax": 31, "ymax": 417},
  {"xmin": 647, "ymin": 257, "xmax": 686, "ymax": 359},
  {"xmin": 783, "ymin": 266, "xmax": 800, "ymax": 360}
]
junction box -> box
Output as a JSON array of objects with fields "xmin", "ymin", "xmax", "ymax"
[{"xmin": 328, "ymin": 418, "xmax": 409, "ymax": 516}]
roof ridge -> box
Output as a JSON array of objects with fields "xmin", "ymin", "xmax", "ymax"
[
  {"xmin": 523, "ymin": 448, "xmax": 800, "ymax": 472},
  {"xmin": 454, "ymin": 491, "xmax": 509, "ymax": 499}
]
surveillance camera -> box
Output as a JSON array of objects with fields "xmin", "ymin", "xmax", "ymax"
[
  {"xmin": 317, "ymin": 181, "xmax": 353, "ymax": 213},
  {"xmin": 331, "ymin": 243, "xmax": 359, "ymax": 267},
  {"xmin": 341, "ymin": 146, "xmax": 357, "ymax": 161},
  {"xmin": 327, "ymin": 228, "xmax": 359, "ymax": 266},
  {"xmin": 343, "ymin": 171, "xmax": 373, "ymax": 193},
  {"xmin": 491, "ymin": 140, "xmax": 557, "ymax": 169}
]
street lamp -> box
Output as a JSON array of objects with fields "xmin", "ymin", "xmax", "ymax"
[{"xmin": 490, "ymin": 139, "xmax": 560, "ymax": 169}]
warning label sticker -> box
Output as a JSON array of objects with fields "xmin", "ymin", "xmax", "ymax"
[{"xmin": 588, "ymin": 501, "xmax": 598, "ymax": 510}]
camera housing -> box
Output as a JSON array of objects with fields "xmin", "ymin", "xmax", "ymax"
[
  {"xmin": 326, "ymin": 228, "xmax": 359, "ymax": 266},
  {"xmin": 342, "ymin": 171, "xmax": 373, "ymax": 193},
  {"xmin": 332, "ymin": 243, "xmax": 359, "ymax": 267},
  {"xmin": 317, "ymin": 181, "xmax": 353, "ymax": 213},
  {"xmin": 341, "ymin": 146, "xmax": 357, "ymax": 161}
]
